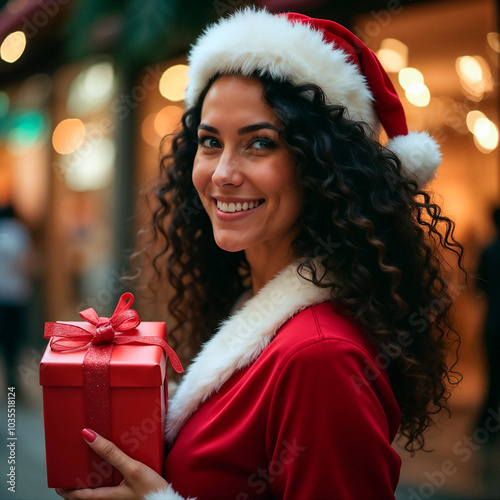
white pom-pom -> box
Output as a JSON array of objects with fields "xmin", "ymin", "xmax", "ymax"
[{"xmin": 387, "ymin": 131, "xmax": 441, "ymax": 187}]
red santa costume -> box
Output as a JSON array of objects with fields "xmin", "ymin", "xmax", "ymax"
[
  {"xmin": 144, "ymin": 7, "xmax": 442, "ymax": 500},
  {"xmin": 146, "ymin": 264, "xmax": 402, "ymax": 500}
]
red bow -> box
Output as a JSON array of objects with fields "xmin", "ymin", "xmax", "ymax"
[
  {"xmin": 44, "ymin": 292, "xmax": 183, "ymax": 373},
  {"xmin": 44, "ymin": 292, "xmax": 183, "ymax": 486}
]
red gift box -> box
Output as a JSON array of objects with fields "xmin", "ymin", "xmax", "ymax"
[{"xmin": 39, "ymin": 293, "xmax": 183, "ymax": 489}]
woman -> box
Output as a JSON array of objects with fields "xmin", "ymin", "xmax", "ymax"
[{"xmin": 57, "ymin": 8, "xmax": 464, "ymax": 500}]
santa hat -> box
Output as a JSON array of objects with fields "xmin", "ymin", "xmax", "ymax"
[{"xmin": 185, "ymin": 8, "xmax": 440, "ymax": 186}]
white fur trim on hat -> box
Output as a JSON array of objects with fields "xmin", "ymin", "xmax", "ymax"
[
  {"xmin": 387, "ymin": 131, "xmax": 441, "ymax": 185},
  {"xmin": 185, "ymin": 7, "xmax": 376, "ymax": 127},
  {"xmin": 185, "ymin": 7, "xmax": 441, "ymax": 187}
]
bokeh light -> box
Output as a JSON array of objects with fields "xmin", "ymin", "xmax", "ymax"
[
  {"xmin": 52, "ymin": 118, "xmax": 86, "ymax": 154},
  {"xmin": 466, "ymin": 110, "xmax": 487, "ymax": 134},
  {"xmin": 473, "ymin": 117, "xmax": 499, "ymax": 153},
  {"xmin": 456, "ymin": 55, "xmax": 493, "ymax": 100},
  {"xmin": 67, "ymin": 60, "xmax": 116, "ymax": 116},
  {"xmin": 487, "ymin": 32, "xmax": 500, "ymax": 53},
  {"xmin": 64, "ymin": 138, "xmax": 116, "ymax": 191},
  {"xmin": 405, "ymin": 83, "xmax": 430, "ymax": 107},
  {"xmin": 159, "ymin": 64, "xmax": 189, "ymax": 102},
  {"xmin": 6, "ymin": 110, "xmax": 47, "ymax": 151},
  {"xmin": 154, "ymin": 105, "xmax": 183, "ymax": 137},
  {"xmin": 141, "ymin": 112, "xmax": 160, "ymax": 147},
  {"xmin": 376, "ymin": 39, "xmax": 408, "ymax": 73},
  {"xmin": 457, "ymin": 56, "xmax": 483, "ymax": 84},
  {"xmin": 398, "ymin": 68, "xmax": 424, "ymax": 90},
  {"xmin": 0, "ymin": 31, "xmax": 27, "ymax": 63},
  {"xmin": 141, "ymin": 105, "xmax": 184, "ymax": 147}
]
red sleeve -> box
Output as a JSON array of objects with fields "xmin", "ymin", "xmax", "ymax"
[{"xmin": 266, "ymin": 337, "xmax": 401, "ymax": 499}]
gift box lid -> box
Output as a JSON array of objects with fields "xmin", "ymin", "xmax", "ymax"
[{"xmin": 39, "ymin": 321, "xmax": 167, "ymax": 388}]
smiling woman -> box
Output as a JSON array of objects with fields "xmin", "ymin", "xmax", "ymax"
[
  {"xmin": 56, "ymin": 7, "xmax": 465, "ymax": 500},
  {"xmin": 192, "ymin": 75, "xmax": 303, "ymax": 289}
]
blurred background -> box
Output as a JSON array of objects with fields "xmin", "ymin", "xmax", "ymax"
[{"xmin": 0, "ymin": 0, "xmax": 498, "ymax": 498}]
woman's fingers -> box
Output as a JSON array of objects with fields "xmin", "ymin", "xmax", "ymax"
[
  {"xmin": 56, "ymin": 485, "xmax": 126, "ymax": 500},
  {"xmin": 54, "ymin": 429, "xmax": 169, "ymax": 499},
  {"xmin": 81, "ymin": 429, "xmax": 138, "ymax": 481}
]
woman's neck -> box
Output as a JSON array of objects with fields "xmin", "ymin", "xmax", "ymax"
[{"xmin": 245, "ymin": 246, "xmax": 297, "ymax": 295}]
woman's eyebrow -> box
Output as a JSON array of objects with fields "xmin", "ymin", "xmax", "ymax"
[
  {"xmin": 198, "ymin": 123, "xmax": 218, "ymax": 133},
  {"xmin": 237, "ymin": 122, "xmax": 280, "ymax": 134},
  {"xmin": 197, "ymin": 122, "xmax": 280, "ymax": 135}
]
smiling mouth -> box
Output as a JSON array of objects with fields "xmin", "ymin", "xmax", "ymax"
[{"xmin": 216, "ymin": 199, "xmax": 264, "ymax": 213}]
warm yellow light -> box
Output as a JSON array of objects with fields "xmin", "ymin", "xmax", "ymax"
[
  {"xmin": 0, "ymin": 31, "xmax": 26, "ymax": 63},
  {"xmin": 476, "ymin": 56, "xmax": 493, "ymax": 92},
  {"xmin": 64, "ymin": 138, "xmax": 115, "ymax": 191},
  {"xmin": 154, "ymin": 105, "xmax": 184, "ymax": 137},
  {"xmin": 159, "ymin": 64, "xmax": 189, "ymax": 102},
  {"xmin": 141, "ymin": 112, "xmax": 160, "ymax": 147},
  {"xmin": 377, "ymin": 49, "xmax": 405, "ymax": 73},
  {"xmin": 474, "ymin": 118, "xmax": 490, "ymax": 138},
  {"xmin": 398, "ymin": 67, "xmax": 424, "ymax": 91},
  {"xmin": 456, "ymin": 55, "xmax": 493, "ymax": 101},
  {"xmin": 456, "ymin": 56, "xmax": 483, "ymax": 84},
  {"xmin": 52, "ymin": 119, "xmax": 86, "ymax": 154},
  {"xmin": 487, "ymin": 32, "xmax": 500, "ymax": 53},
  {"xmin": 405, "ymin": 83, "xmax": 430, "ymax": 107},
  {"xmin": 377, "ymin": 38, "xmax": 408, "ymax": 73},
  {"xmin": 466, "ymin": 110, "xmax": 487, "ymax": 133},
  {"xmin": 473, "ymin": 118, "xmax": 499, "ymax": 153}
]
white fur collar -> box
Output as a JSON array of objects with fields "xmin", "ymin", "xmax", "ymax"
[{"xmin": 165, "ymin": 262, "xmax": 331, "ymax": 442}]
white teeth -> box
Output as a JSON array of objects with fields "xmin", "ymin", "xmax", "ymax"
[{"xmin": 217, "ymin": 200, "xmax": 262, "ymax": 213}]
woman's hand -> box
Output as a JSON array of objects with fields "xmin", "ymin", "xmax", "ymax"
[{"xmin": 55, "ymin": 428, "xmax": 169, "ymax": 500}]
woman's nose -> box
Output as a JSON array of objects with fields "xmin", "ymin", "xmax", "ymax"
[{"xmin": 211, "ymin": 150, "xmax": 244, "ymax": 187}]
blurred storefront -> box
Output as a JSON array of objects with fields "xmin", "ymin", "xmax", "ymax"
[
  {"xmin": 0, "ymin": 0, "xmax": 217, "ymax": 327},
  {"xmin": 0, "ymin": 0, "xmax": 499, "ymax": 497}
]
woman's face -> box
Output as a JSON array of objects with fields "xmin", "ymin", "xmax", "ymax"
[{"xmin": 192, "ymin": 75, "xmax": 303, "ymax": 257}]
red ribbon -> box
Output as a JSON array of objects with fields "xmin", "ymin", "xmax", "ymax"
[
  {"xmin": 44, "ymin": 292, "xmax": 184, "ymax": 373},
  {"xmin": 44, "ymin": 292, "xmax": 183, "ymax": 486}
]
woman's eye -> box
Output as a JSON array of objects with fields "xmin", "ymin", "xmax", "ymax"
[
  {"xmin": 198, "ymin": 137, "xmax": 221, "ymax": 148},
  {"xmin": 250, "ymin": 138, "xmax": 276, "ymax": 151}
]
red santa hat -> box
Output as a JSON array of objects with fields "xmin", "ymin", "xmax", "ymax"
[{"xmin": 185, "ymin": 8, "xmax": 440, "ymax": 186}]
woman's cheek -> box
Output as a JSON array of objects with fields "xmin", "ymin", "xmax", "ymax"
[
  {"xmin": 192, "ymin": 158, "xmax": 204, "ymax": 194},
  {"xmin": 192, "ymin": 160, "xmax": 211, "ymax": 209}
]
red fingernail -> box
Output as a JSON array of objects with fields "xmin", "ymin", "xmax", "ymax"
[{"xmin": 81, "ymin": 428, "xmax": 97, "ymax": 443}]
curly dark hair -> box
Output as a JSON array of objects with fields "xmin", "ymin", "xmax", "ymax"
[{"xmin": 139, "ymin": 72, "xmax": 464, "ymax": 453}]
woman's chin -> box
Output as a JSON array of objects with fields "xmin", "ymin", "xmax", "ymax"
[{"xmin": 213, "ymin": 236, "xmax": 246, "ymax": 254}]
